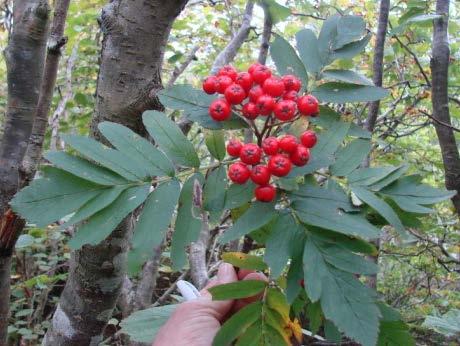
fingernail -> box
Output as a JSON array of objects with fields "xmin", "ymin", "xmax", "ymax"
[{"xmin": 218, "ymin": 263, "xmax": 234, "ymax": 279}]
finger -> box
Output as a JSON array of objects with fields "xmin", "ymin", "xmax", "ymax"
[
  {"xmin": 237, "ymin": 268, "xmax": 254, "ymax": 280},
  {"xmin": 233, "ymin": 272, "xmax": 268, "ymax": 312},
  {"xmin": 198, "ymin": 263, "xmax": 238, "ymax": 320}
]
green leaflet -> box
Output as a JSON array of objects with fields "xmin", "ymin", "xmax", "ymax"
[
  {"xmin": 98, "ymin": 121, "xmax": 175, "ymax": 177},
  {"xmin": 222, "ymin": 252, "xmax": 268, "ymax": 271},
  {"xmin": 213, "ymin": 302, "xmax": 263, "ymax": 346},
  {"xmin": 224, "ymin": 182, "xmax": 256, "ymax": 210},
  {"xmin": 69, "ymin": 184, "xmax": 151, "ymax": 249},
  {"xmin": 265, "ymin": 212, "xmax": 305, "ymax": 278},
  {"xmin": 120, "ymin": 304, "xmax": 177, "ymax": 343},
  {"xmin": 289, "ymin": 120, "xmax": 350, "ymax": 176},
  {"xmin": 44, "ymin": 151, "xmax": 128, "ymax": 186},
  {"xmin": 171, "ymin": 173, "xmax": 204, "ymax": 271},
  {"xmin": 296, "ymin": 28, "xmax": 323, "ymax": 75},
  {"xmin": 352, "ymin": 186, "xmax": 407, "ymax": 238},
  {"xmin": 313, "ymin": 82, "xmax": 389, "ymax": 103},
  {"xmin": 270, "ymin": 34, "xmax": 309, "ymax": 89},
  {"xmin": 303, "ymin": 236, "xmax": 381, "ymax": 346},
  {"xmin": 61, "ymin": 185, "xmax": 128, "ymax": 228},
  {"xmin": 143, "ymin": 110, "xmax": 200, "ymax": 168},
  {"xmin": 128, "ymin": 180, "xmax": 181, "ymax": 274},
  {"xmin": 220, "ymin": 201, "xmax": 277, "ymax": 243},
  {"xmin": 205, "ymin": 130, "xmax": 226, "ymax": 161},
  {"xmin": 203, "ymin": 165, "xmax": 227, "ymax": 213},
  {"xmin": 322, "ymin": 69, "xmax": 373, "ymax": 85},
  {"xmin": 209, "ymin": 280, "xmax": 267, "ymax": 300},
  {"xmin": 62, "ymin": 134, "xmax": 147, "ymax": 181},
  {"xmin": 380, "ymin": 175, "xmax": 456, "ymax": 213},
  {"xmin": 10, "ymin": 167, "xmax": 107, "ymax": 228}
]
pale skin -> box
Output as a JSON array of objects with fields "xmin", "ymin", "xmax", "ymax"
[{"xmin": 153, "ymin": 263, "xmax": 267, "ymax": 346}]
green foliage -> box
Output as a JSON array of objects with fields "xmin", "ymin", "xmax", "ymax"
[
  {"xmin": 128, "ymin": 180, "xmax": 181, "ymax": 274},
  {"xmin": 208, "ymin": 280, "xmax": 267, "ymax": 300},
  {"xmin": 171, "ymin": 173, "xmax": 204, "ymax": 270},
  {"xmin": 143, "ymin": 110, "xmax": 200, "ymax": 168},
  {"xmin": 120, "ymin": 304, "xmax": 177, "ymax": 343},
  {"xmin": 270, "ymin": 34, "xmax": 308, "ymax": 88},
  {"xmin": 422, "ymin": 309, "xmax": 460, "ymax": 337},
  {"xmin": 205, "ymin": 130, "xmax": 226, "ymax": 161},
  {"xmin": 7, "ymin": 3, "xmax": 460, "ymax": 345},
  {"xmin": 221, "ymin": 252, "xmax": 268, "ymax": 271}
]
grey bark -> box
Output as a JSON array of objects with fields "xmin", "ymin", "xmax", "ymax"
[
  {"xmin": 50, "ymin": 43, "xmax": 79, "ymax": 151},
  {"xmin": 363, "ymin": 0, "xmax": 390, "ymax": 289},
  {"xmin": 0, "ymin": 1, "xmax": 50, "ymax": 343},
  {"xmin": 22, "ymin": 0, "xmax": 71, "ymax": 181},
  {"xmin": 257, "ymin": 2, "xmax": 273, "ymax": 65},
  {"xmin": 43, "ymin": 1, "xmax": 188, "ymax": 344},
  {"xmin": 210, "ymin": 0, "xmax": 254, "ymax": 74},
  {"xmin": 431, "ymin": 0, "xmax": 460, "ymax": 215},
  {"xmin": 364, "ymin": 0, "xmax": 390, "ymax": 134}
]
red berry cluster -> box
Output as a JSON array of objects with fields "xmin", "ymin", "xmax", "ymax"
[
  {"xmin": 202, "ymin": 64, "xmax": 320, "ymax": 203},
  {"xmin": 226, "ymin": 130, "xmax": 317, "ymax": 202},
  {"xmin": 203, "ymin": 64, "xmax": 319, "ymax": 121}
]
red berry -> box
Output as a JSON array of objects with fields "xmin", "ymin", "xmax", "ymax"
[
  {"xmin": 250, "ymin": 165, "xmax": 271, "ymax": 185},
  {"xmin": 254, "ymin": 184, "xmax": 276, "ymax": 202},
  {"xmin": 283, "ymin": 90, "xmax": 299, "ymax": 101},
  {"xmin": 256, "ymin": 95, "xmax": 275, "ymax": 115},
  {"xmin": 281, "ymin": 75, "xmax": 302, "ymax": 92},
  {"xmin": 290, "ymin": 145, "xmax": 310, "ymax": 166},
  {"xmin": 273, "ymin": 100, "xmax": 297, "ymax": 121},
  {"xmin": 226, "ymin": 139, "xmax": 243, "ymax": 157},
  {"xmin": 248, "ymin": 63, "xmax": 262, "ymax": 74},
  {"xmin": 297, "ymin": 95, "xmax": 319, "ymax": 116},
  {"xmin": 209, "ymin": 99, "xmax": 231, "ymax": 121},
  {"xmin": 262, "ymin": 137, "xmax": 279, "ymax": 155},
  {"xmin": 242, "ymin": 102, "xmax": 259, "ymax": 119},
  {"xmin": 224, "ymin": 83, "xmax": 246, "ymax": 105},
  {"xmin": 228, "ymin": 162, "xmax": 250, "ymax": 184},
  {"xmin": 268, "ymin": 154, "xmax": 292, "ymax": 177},
  {"xmin": 251, "ymin": 65, "xmax": 272, "ymax": 84},
  {"xmin": 263, "ymin": 77, "xmax": 285, "ymax": 97},
  {"xmin": 240, "ymin": 143, "xmax": 262, "ymax": 165},
  {"xmin": 235, "ymin": 72, "xmax": 253, "ymax": 92},
  {"xmin": 217, "ymin": 65, "xmax": 237, "ymax": 80},
  {"xmin": 278, "ymin": 135, "xmax": 298, "ymax": 153},
  {"xmin": 203, "ymin": 76, "xmax": 218, "ymax": 94},
  {"xmin": 248, "ymin": 85, "xmax": 264, "ymax": 103},
  {"xmin": 300, "ymin": 130, "xmax": 317, "ymax": 148},
  {"xmin": 299, "ymin": 279, "xmax": 305, "ymax": 288},
  {"xmin": 216, "ymin": 75, "xmax": 233, "ymax": 94}
]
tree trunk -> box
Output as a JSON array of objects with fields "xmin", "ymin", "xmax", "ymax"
[
  {"xmin": 431, "ymin": 0, "xmax": 460, "ymax": 215},
  {"xmin": 43, "ymin": 1, "xmax": 188, "ymax": 344},
  {"xmin": 364, "ymin": 0, "xmax": 390, "ymax": 134},
  {"xmin": 0, "ymin": 1, "xmax": 50, "ymax": 343},
  {"xmin": 22, "ymin": 0, "xmax": 71, "ymax": 180},
  {"xmin": 363, "ymin": 0, "xmax": 390, "ymax": 290}
]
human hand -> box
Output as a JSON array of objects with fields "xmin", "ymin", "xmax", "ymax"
[{"xmin": 152, "ymin": 263, "xmax": 267, "ymax": 346}]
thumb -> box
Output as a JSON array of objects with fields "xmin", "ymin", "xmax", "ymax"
[{"xmin": 198, "ymin": 263, "xmax": 238, "ymax": 321}]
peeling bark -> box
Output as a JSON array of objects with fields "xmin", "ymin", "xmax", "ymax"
[
  {"xmin": 431, "ymin": 0, "xmax": 460, "ymax": 215},
  {"xmin": 43, "ymin": 1, "xmax": 189, "ymax": 344},
  {"xmin": 0, "ymin": 1, "xmax": 50, "ymax": 343}
]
